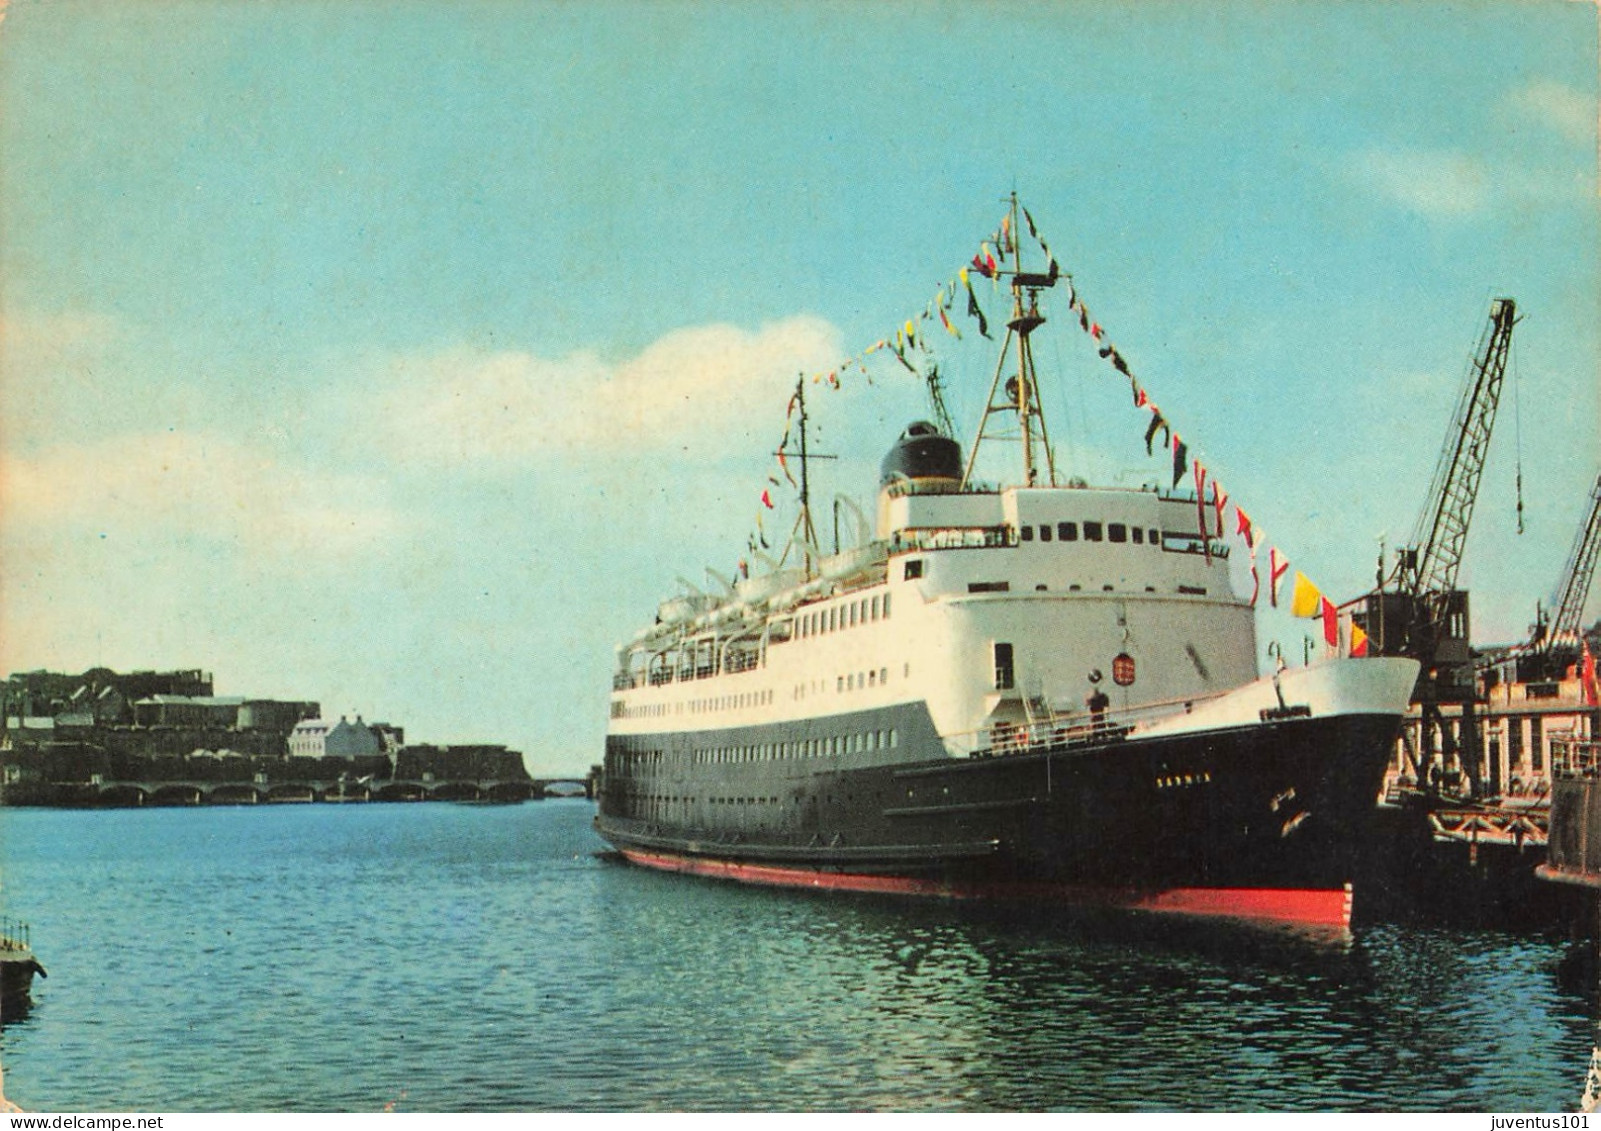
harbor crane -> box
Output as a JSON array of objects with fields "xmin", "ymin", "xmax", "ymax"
[
  {"xmin": 1499, "ymin": 470, "xmax": 1601, "ymax": 685},
  {"xmin": 1352, "ymin": 297, "xmax": 1518, "ymax": 797}
]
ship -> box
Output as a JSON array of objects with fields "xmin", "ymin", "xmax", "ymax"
[
  {"xmin": 594, "ymin": 195, "xmax": 1419, "ymax": 931},
  {"xmin": 0, "ymin": 920, "xmax": 43, "ymax": 1021}
]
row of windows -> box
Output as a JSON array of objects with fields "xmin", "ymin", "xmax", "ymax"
[
  {"xmin": 624, "ymin": 792, "xmax": 783, "ymax": 808},
  {"xmin": 692, "ymin": 689, "xmax": 773, "ymax": 714},
  {"xmin": 795, "ymin": 592, "xmax": 891, "ymax": 639},
  {"xmin": 616, "ymin": 701, "xmax": 674, "ymax": 720},
  {"xmin": 1020, "ymin": 521, "xmax": 1160, "ymax": 545},
  {"xmin": 693, "ymin": 729, "xmax": 899, "ymax": 764},
  {"xmin": 618, "ymin": 664, "xmax": 899, "ymax": 721},
  {"xmin": 609, "ymin": 728, "xmax": 902, "ymax": 769}
]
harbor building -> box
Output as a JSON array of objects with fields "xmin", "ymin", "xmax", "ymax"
[{"xmin": 288, "ymin": 716, "xmax": 386, "ymax": 759}]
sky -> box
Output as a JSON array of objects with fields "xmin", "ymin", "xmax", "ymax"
[{"xmin": 1, "ymin": 0, "xmax": 1597, "ymax": 776}]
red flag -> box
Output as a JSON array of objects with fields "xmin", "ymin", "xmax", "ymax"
[
  {"xmin": 1090, "ymin": 322, "xmax": 1103, "ymax": 340},
  {"xmin": 1269, "ymin": 547, "xmax": 1289, "ymax": 607},
  {"xmin": 1211, "ymin": 482, "xmax": 1229, "ymax": 535},
  {"xmin": 761, "ymin": 489, "xmax": 774, "ymax": 509},
  {"xmin": 1234, "ymin": 505, "xmax": 1254, "ymax": 549},
  {"xmin": 1351, "ymin": 622, "xmax": 1370, "ymax": 657},
  {"xmin": 1320, "ymin": 597, "xmax": 1339, "ymax": 648},
  {"xmin": 1193, "ymin": 460, "xmax": 1211, "ymax": 564}
]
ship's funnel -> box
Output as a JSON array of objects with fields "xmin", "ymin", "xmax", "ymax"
[
  {"xmin": 878, "ymin": 422, "xmax": 963, "ymax": 537},
  {"xmin": 880, "ymin": 422, "xmax": 962, "ymax": 488}
]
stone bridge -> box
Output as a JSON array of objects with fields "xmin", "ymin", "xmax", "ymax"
[{"xmin": 14, "ymin": 777, "xmax": 592, "ymax": 807}]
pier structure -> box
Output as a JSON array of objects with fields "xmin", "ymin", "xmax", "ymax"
[{"xmin": 1540, "ymin": 738, "xmax": 1601, "ymax": 890}]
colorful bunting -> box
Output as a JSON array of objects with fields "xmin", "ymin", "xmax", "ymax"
[
  {"xmin": 965, "ymin": 278, "xmax": 990, "ymax": 338},
  {"xmin": 742, "ymin": 199, "xmax": 1347, "ymax": 655},
  {"xmin": 1290, "ymin": 571, "xmax": 1321, "ymax": 619},
  {"xmin": 1319, "ymin": 597, "xmax": 1339, "ymax": 648},
  {"xmin": 1269, "ymin": 548, "xmax": 1289, "ymax": 607},
  {"xmin": 1351, "ymin": 622, "xmax": 1369, "ymax": 658},
  {"xmin": 1144, "ymin": 409, "xmax": 1169, "ymax": 456}
]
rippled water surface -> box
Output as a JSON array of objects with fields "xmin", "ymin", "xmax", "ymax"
[{"xmin": 0, "ymin": 800, "xmax": 1593, "ymax": 1112}]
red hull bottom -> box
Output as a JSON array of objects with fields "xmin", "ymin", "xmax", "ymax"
[{"xmin": 620, "ymin": 848, "xmax": 1354, "ymax": 931}]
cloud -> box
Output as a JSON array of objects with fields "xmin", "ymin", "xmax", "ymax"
[
  {"xmin": 1349, "ymin": 146, "xmax": 1489, "ymax": 219},
  {"xmin": 0, "ymin": 308, "xmax": 131, "ymax": 447},
  {"xmin": 368, "ymin": 316, "xmax": 845, "ymax": 470},
  {"xmin": 1, "ymin": 429, "xmax": 405, "ymax": 565},
  {"xmin": 1510, "ymin": 80, "xmax": 1595, "ymax": 145}
]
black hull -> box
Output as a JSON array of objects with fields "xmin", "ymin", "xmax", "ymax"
[{"xmin": 596, "ymin": 710, "xmax": 1403, "ymax": 928}]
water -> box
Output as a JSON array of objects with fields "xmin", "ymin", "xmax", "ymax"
[{"xmin": 0, "ymin": 799, "xmax": 1593, "ymax": 1112}]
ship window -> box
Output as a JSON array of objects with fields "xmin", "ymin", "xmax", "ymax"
[
  {"xmin": 904, "ymin": 560, "xmax": 924, "ymax": 581},
  {"xmin": 1020, "ymin": 525, "xmax": 1034, "ymax": 542},
  {"xmin": 1149, "ymin": 528, "xmax": 1160, "ymax": 546},
  {"xmin": 1084, "ymin": 521, "xmax": 1103, "ymax": 541},
  {"xmin": 837, "ymin": 676, "xmax": 844, "ymax": 692},
  {"xmin": 994, "ymin": 642, "xmax": 1015, "ymax": 690},
  {"xmin": 881, "ymin": 667, "xmax": 888, "ymax": 684},
  {"xmin": 1039, "ymin": 524, "xmax": 1053, "ymax": 542},
  {"xmin": 1109, "ymin": 524, "xmax": 1127, "ymax": 543},
  {"xmin": 871, "ymin": 595, "xmax": 880, "ymax": 620},
  {"xmin": 869, "ymin": 670, "xmax": 877, "ymax": 687},
  {"xmin": 883, "ymin": 594, "xmax": 892, "ymax": 618},
  {"xmin": 1058, "ymin": 522, "xmax": 1078, "ymax": 541},
  {"xmin": 1132, "ymin": 527, "xmax": 1144, "ymax": 544}
]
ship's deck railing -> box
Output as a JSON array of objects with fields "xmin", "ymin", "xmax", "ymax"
[
  {"xmin": 889, "ymin": 525, "xmax": 1015, "ymax": 553},
  {"xmin": 1552, "ymin": 738, "xmax": 1601, "ymax": 779},
  {"xmin": 963, "ymin": 692, "xmax": 1223, "ymax": 760}
]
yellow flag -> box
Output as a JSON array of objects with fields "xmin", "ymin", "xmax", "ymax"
[
  {"xmin": 1290, "ymin": 571, "xmax": 1322, "ymax": 618},
  {"xmin": 1351, "ymin": 622, "xmax": 1370, "ymax": 657}
]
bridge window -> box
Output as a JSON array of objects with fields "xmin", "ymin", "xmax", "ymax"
[
  {"xmin": 1109, "ymin": 523, "xmax": 1127, "ymax": 543},
  {"xmin": 1020, "ymin": 525, "xmax": 1034, "ymax": 542},
  {"xmin": 1039, "ymin": 524, "xmax": 1052, "ymax": 542},
  {"xmin": 1132, "ymin": 527, "xmax": 1144, "ymax": 544},
  {"xmin": 1084, "ymin": 522, "xmax": 1103, "ymax": 542},
  {"xmin": 1058, "ymin": 522, "xmax": 1078, "ymax": 541},
  {"xmin": 904, "ymin": 559, "xmax": 924, "ymax": 580}
]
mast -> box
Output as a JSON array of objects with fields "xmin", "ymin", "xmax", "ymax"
[
  {"xmin": 778, "ymin": 374, "xmax": 829, "ymax": 578},
  {"xmin": 961, "ymin": 192, "xmax": 1059, "ymax": 489}
]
